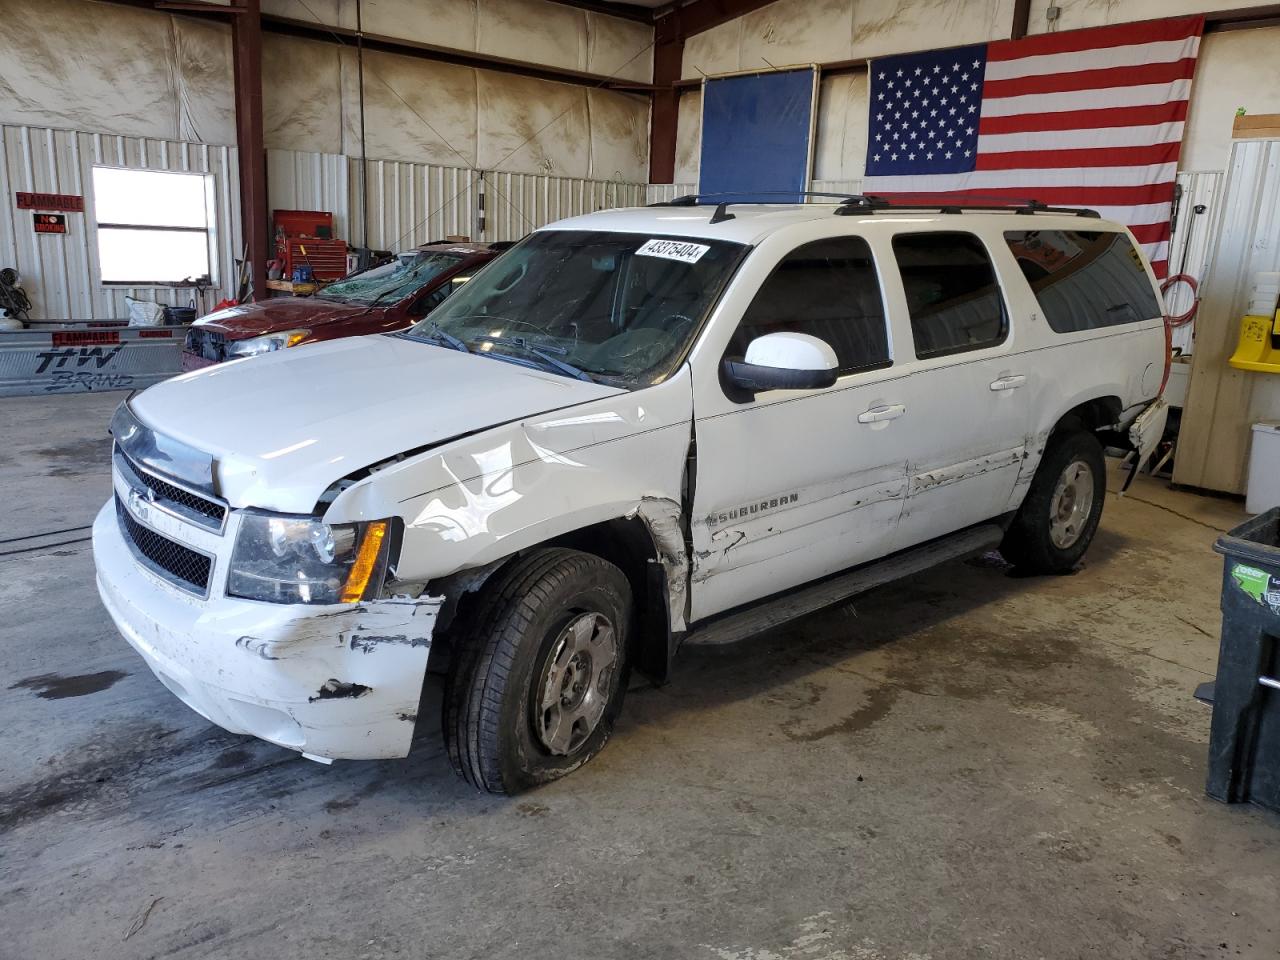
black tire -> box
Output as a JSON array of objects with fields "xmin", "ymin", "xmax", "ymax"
[
  {"xmin": 443, "ymin": 548, "xmax": 632, "ymax": 794},
  {"xmin": 1000, "ymin": 430, "xmax": 1106, "ymax": 574}
]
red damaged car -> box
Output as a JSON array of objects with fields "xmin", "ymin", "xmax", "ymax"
[{"xmin": 182, "ymin": 241, "xmax": 505, "ymax": 369}]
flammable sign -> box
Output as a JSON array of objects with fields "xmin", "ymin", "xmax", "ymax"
[{"xmin": 34, "ymin": 213, "xmax": 67, "ymax": 234}]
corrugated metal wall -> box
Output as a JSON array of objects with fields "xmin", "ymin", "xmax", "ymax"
[
  {"xmin": 1, "ymin": 126, "xmax": 645, "ymax": 321},
  {"xmin": 266, "ymin": 150, "xmax": 350, "ymax": 240},
  {"xmin": 1166, "ymin": 169, "xmax": 1224, "ymax": 355},
  {"xmin": 480, "ymin": 171, "xmax": 646, "ymax": 243},
  {"xmin": 267, "ymin": 151, "xmax": 644, "ymax": 251},
  {"xmin": 355, "ymin": 160, "xmax": 479, "ymax": 251},
  {"xmin": 646, "ymin": 183, "xmax": 695, "ymax": 205},
  {"xmin": 0, "ymin": 124, "xmax": 241, "ymax": 320},
  {"xmin": 1174, "ymin": 139, "xmax": 1280, "ymax": 494}
]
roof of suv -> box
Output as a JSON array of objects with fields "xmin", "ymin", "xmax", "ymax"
[
  {"xmin": 414, "ymin": 240, "xmax": 503, "ymax": 256},
  {"xmin": 542, "ymin": 202, "xmax": 1128, "ymax": 246}
]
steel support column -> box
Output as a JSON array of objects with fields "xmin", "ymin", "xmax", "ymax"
[
  {"xmin": 649, "ymin": 16, "xmax": 684, "ymax": 185},
  {"xmin": 1011, "ymin": 0, "xmax": 1031, "ymax": 39},
  {"xmin": 231, "ymin": 0, "xmax": 267, "ymax": 302}
]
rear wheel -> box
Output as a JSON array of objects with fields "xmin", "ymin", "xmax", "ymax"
[
  {"xmin": 1001, "ymin": 430, "xmax": 1106, "ymax": 574},
  {"xmin": 443, "ymin": 548, "xmax": 631, "ymax": 794}
]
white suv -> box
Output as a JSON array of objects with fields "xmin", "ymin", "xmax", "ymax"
[{"xmin": 93, "ymin": 198, "xmax": 1169, "ymax": 793}]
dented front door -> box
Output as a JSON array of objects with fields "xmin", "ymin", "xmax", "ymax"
[{"xmin": 688, "ymin": 372, "xmax": 911, "ymax": 622}]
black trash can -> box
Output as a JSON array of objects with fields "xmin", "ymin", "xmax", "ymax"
[
  {"xmin": 1207, "ymin": 507, "xmax": 1280, "ymax": 813},
  {"xmin": 164, "ymin": 305, "xmax": 197, "ymax": 326}
]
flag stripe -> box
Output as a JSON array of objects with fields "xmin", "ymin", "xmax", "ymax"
[
  {"xmin": 1142, "ymin": 241, "xmax": 1170, "ymax": 264},
  {"xmin": 865, "ymin": 17, "xmax": 1202, "ymax": 280},
  {"xmin": 866, "ymin": 184, "xmax": 1175, "ymax": 206},
  {"xmin": 982, "ymin": 58, "xmax": 1196, "ymax": 99},
  {"xmin": 975, "ymin": 142, "xmax": 1181, "ymax": 170},
  {"xmin": 862, "ymin": 196, "xmax": 1173, "ymax": 228},
  {"xmin": 864, "ymin": 163, "xmax": 1178, "ymax": 192},
  {"xmin": 978, "ymin": 122, "xmax": 1184, "ymax": 153},
  {"xmin": 978, "ymin": 101, "xmax": 1187, "ymax": 134},
  {"xmin": 983, "ymin": 37, "xmax": 1200, "ymax": 81},
  {"xmin": 980, "ymin": 79, "xmax": 1192, "ymax": 117},
  {"xmin": 1048, "ymin": 202, "xmax": 1171, "ymax": 224},
  {"xmin": 984, "ymin": 15, "xmax": 1204, "ymax": 60},
  {"xmin": 1129, "ymin": 222, "xmax": 1173, "ymax": 244}
]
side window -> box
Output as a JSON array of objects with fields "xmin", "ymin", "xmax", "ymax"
[
  {"xmin": 1003, "ymin": 230, "xmax": 1162, "ymax": 333},
  {"xmin": 729, "ymin": 236, "xmax": 890, "ymax": 375},
  {"xmin": 412, "ymin": 286, "xmax": 449, "ymax": 315},
  {"xmin": 892, "ymin": 232, "xmax": 1007, "ymax": 358}
]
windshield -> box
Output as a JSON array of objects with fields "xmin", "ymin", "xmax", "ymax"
[
  {"xmin": 317, "ymin": 252, "xmax": 463, "ymax": 305},
  {"xmin": 403, "ymin": 230, "xmax": 746, "ymax": 385}
]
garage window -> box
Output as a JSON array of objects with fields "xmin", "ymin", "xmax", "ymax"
[
  {"xmin": 730, "ymin": 236, "xmax": 890, "ymax": 375},
  {"xmin": 92, "ymin": 167, "xmax": 215, "ymax": 285},
  {"xmin": 1004, "ymin": 230, "xmax": 1163, "ymax": 333},
  {"xmin": 892, "ymin": 232, "xmax": 1007, "ymax": 358}
]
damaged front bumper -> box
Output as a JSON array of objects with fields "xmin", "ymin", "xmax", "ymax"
[{"xmin": 92, "ymin": 502, "xmax": 439, "ymax": 761}]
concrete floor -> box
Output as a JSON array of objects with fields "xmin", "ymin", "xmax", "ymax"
[{"xmin": 2, "ymin": 391, "xmax": 1278, "ymax": 960}]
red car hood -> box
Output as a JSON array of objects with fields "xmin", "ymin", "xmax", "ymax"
[{"xmin": 192, "ymin": 298, "xmax": 384, "ymax": 338}]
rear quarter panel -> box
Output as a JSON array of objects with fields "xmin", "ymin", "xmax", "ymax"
[{"xmin": 978, "ymin": 218, "xmax": 1168, "ymax": 438}]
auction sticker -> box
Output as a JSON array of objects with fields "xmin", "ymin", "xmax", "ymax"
[{"xmin": 636, "ymin": 239, "xmax": 709, "ymax": 263}]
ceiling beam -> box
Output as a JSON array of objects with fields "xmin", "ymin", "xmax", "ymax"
[
  {"xmin": 263, "ymin": 14, "xmax": 649, "ymax": 93},
  {"xmin": 1204, "ymin": 3, "xmax": 1280, "ymax": 31},
  {"xmin": 541, "ymin": 0, "xmax": 655, "ymax": 24},
  {"xmin": 656, "ymin": 0, "xmax": 779, "ymax": 39},
  {"xmin": 93, "ymin": 0, "xmax": 650, "ymax": 93}
]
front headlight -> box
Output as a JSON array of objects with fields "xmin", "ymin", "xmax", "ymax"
[
  {"xmin": 228, "ymin": 513, "xmax": 393, "ymax": 604},
  {"xmin": 225, "ymin": 329, "xmax": 310, "ymax": 358}
]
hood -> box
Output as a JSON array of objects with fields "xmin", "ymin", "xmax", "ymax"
[
  {"xmin": 193, "ymin": 299, "xmax": 383, "ymax": 338},
  {"xmin": 130, "ymin": 334, "xmax": 624, "ymax": 512}
]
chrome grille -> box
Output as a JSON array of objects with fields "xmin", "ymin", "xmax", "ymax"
[
  {"xmin": 115, "ymin": 496, "xmax": 213, "ymax": 596},
  {"xmin": 114, "ymin": 450, "xmax": 226, "ymax": 532}
]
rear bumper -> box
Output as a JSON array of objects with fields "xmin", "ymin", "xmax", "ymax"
[
  {"xmin": 92, "ymin": 501, "xmax": 439, "ymax": 760},
  {"xmin": 1128, "ymin": 396, "xmax": 1170, "ymax": 462}
]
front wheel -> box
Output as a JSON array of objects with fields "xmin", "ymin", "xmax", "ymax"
[
  {"xmin": 1001, "ymin": 430, "xmax": 1106, "ymax": 574},
  {"xmin": 443, "ymin": 548, "xmax": 632, "ymax": 794}
]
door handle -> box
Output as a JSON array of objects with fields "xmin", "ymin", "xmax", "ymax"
[
  {"xmin": 858, "ymin": 403, "xmax": 906, "ymax": 424},
  {"xmin": 990, "ymin": 374, "xmax": 1026, "ymax": 391}
]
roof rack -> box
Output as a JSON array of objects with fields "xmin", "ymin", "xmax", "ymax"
[
  {"xmin": 649, "ymin": 190, "xmax": 865, "ymax": 208},
  {"xmin": 647, "ymin": 191, "xmax": 1100, "ymax": 220},
  {"xmin": 835, "ymin": 195, "xmax": 1101, "ymax": 218}
]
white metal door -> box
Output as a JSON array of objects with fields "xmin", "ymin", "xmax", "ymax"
[
  {"xmin": 881, "ymin": 229, "xmax": 1031, "ymax": 548},
  {"xmin": 690, "ymin": 375, "xmax": 914, "ymax": 621},
  {"xmin": 891, "ymin": 352, "xmax": 1029, "ymax": 548},
  {"xmin": 687, "ymin": 233, "xmax": 912, "ymax": 622}
]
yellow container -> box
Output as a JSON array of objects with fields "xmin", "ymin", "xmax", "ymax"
[{"xmin": 1229, "ymin": 311, "xmax": 1280, "ymax": 373}]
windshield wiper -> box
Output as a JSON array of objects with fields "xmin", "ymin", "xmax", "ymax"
[
  {"xmin": 422, "ymin": 322, "xmax": 470, "ymax": 353},
  {"xmin": 472, "ymin": 335, "xmax": 597, "ymax": 382}
]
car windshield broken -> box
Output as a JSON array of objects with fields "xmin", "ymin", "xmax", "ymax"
[
  {"xmin": 316, "ymin": 252, "xmax": 465, "ymax": 305},
  {"xmin": 403, "ymin": 230, "xmax": 747, "ymax": 385}
]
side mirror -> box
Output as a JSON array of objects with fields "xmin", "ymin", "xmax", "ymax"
[{"xmin": 722, "ymin": 332, "xmax": 839, "ymax": 402}]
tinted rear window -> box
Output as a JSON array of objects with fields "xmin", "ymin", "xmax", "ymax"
[
  {"xmin": 892, "ymin": 232, "xmax": 1007, "ymax": 358},
  {"xmin": 1004, "ymin": 230, "xmax": 1162, "ymax": 333}
]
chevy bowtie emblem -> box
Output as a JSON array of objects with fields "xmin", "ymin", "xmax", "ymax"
[{"xmin": 127, "ymin": 486, "xmax": 153, "ymax": 520}]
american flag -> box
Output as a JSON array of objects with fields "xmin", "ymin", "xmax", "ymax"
[{"xmin": 863, "ymin": 16, "xmax": 1204, "ymax": 278}]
